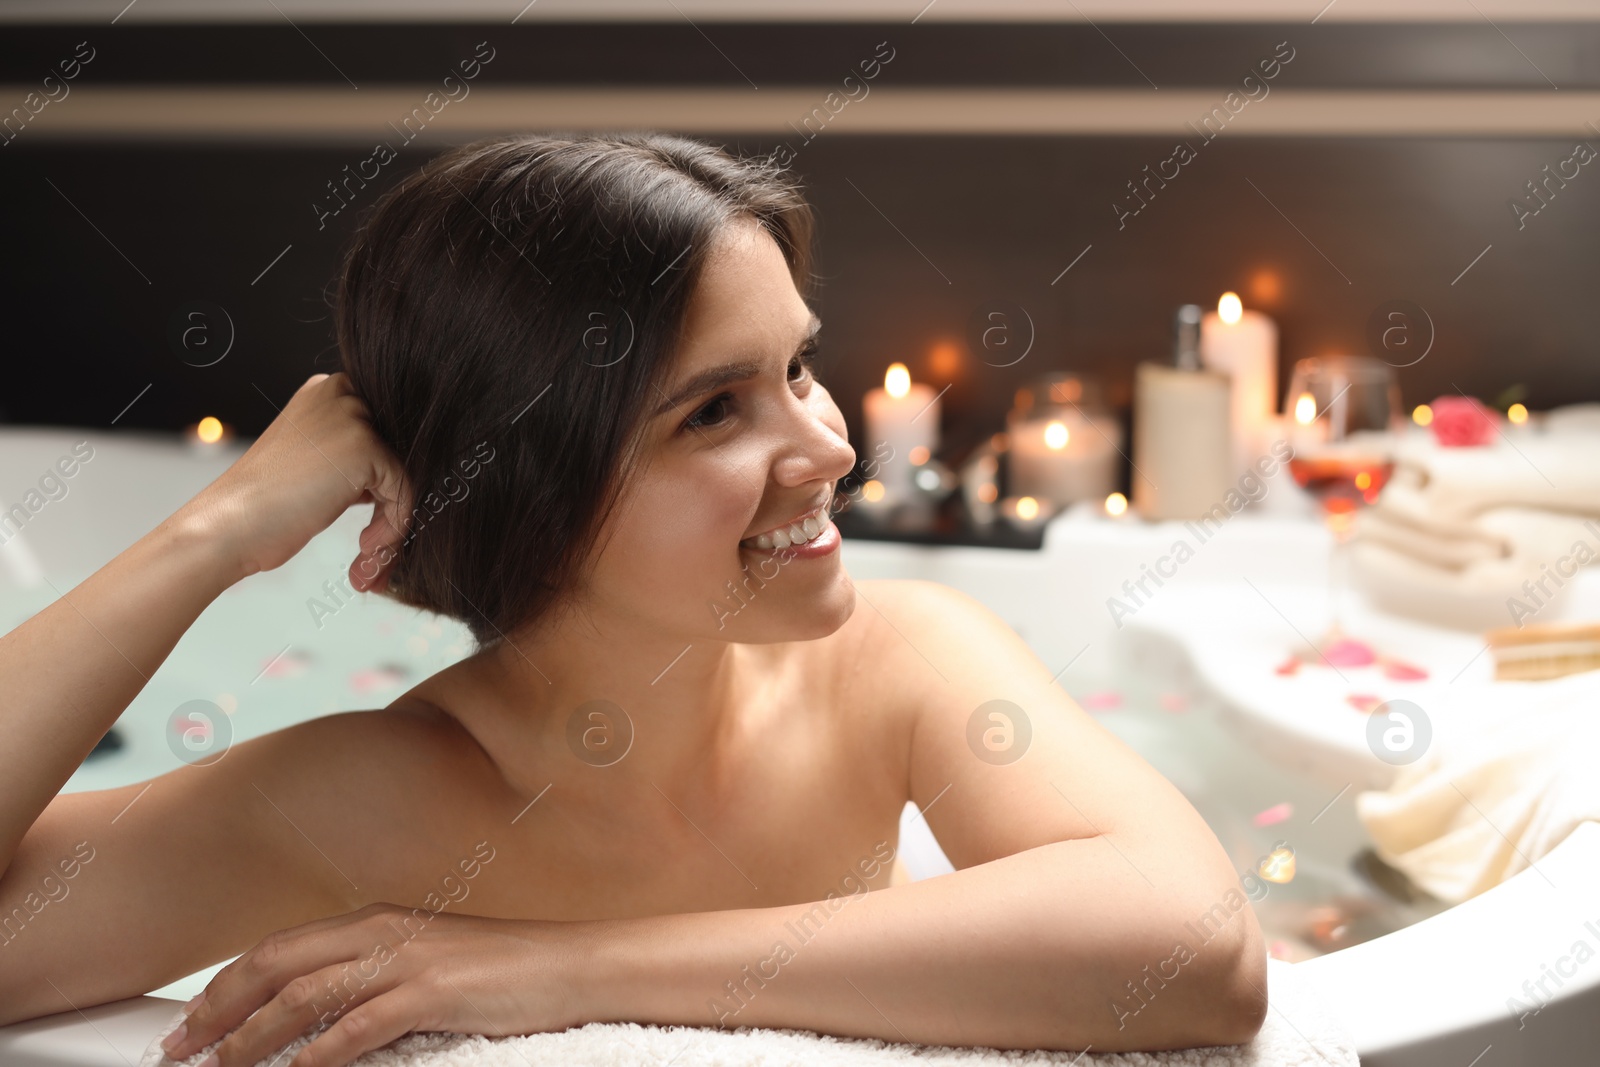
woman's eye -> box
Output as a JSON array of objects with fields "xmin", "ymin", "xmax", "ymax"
[
  {"xmin": 685, "ymin": 394, "xmax": 732, "ymax": 431},
  {"xmin": 682, "ymin": 344, "xmax": 819, "ymax": 434},
  {"xmin": 790, "ymin": 342, "xmax": 820, "ymax": 384}
]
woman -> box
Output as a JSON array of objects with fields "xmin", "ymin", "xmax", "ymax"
[{"xmin": 0, "ymin": 133, "xmax": 1266, "ymax": 1065}]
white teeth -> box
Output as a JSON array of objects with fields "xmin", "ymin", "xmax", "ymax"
[{"xmin": 741, "ymin": 502, "xmax": 831, "ymax": 551}]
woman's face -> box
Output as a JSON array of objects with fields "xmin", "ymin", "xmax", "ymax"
[{"xmin": 585, "ymin": 219, "xmax": 858, "ymax": 644}]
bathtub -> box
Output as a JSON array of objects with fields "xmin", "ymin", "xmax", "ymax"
[{"xmin": 2, "ymin": 426, "xmax": 1597, "ymax": 1065}]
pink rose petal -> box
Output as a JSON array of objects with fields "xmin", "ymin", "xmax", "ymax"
[
  {"xmin": 1382, "ymin": 659, "xmax": 1429, "ymax": 681},
  {"xmin": 1081, "ymin": 691, "xmax": 1123, "ymax": 711},
  {"xmin": 1252, "ymin": 802, "xmax": 1293, "ymax": 828},
  {"xmin": 1159, "ymin": 692, "xmax": 1189, "ymax": 713},
  {"xmin": 348, "ymin": 664, "xmax": 409, "ymax": 694},
  {"xmin": 1346, "ymin": 693, "xmax": 1383, "ymax": 713},
  {"xmin": 1274, "ymin": 656, "xmax": 1301, "ymax": 677},
  {"xmin": 1324, "ymin": 638, "xmax": 1377, "ymax": 668}
]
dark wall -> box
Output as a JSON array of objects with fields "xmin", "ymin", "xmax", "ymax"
[{"xmin": 2, "ymin": 19, "xmax": 1597, "ymax": 472}]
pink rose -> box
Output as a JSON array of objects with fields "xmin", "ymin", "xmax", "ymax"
[{"xmin": 1429, "ymin": 395, "xmax": 1499, "ymax": 447}]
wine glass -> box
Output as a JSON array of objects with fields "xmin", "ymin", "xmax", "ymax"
[{"xmin": 1284, "ymin": 355, "xmax": 1402, "ymax": 643}]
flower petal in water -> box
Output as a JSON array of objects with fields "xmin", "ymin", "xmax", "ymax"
[
  {"xmin": 1253, "ymin": 802, "xmax": 1293, "ymax": 827},
  {"xmin": 1324, "ymin": 638, "xmax": 1376, "ymax": 667}
]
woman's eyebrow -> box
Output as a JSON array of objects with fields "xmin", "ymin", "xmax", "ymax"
[{"xmin": 654, "ymin": 312, "xmax": 822, "ymax": 418}]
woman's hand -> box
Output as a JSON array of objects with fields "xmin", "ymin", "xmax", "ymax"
[
  {"xmin": 180, "ymin": 373, "xmax": 413, "ymax": 594},
  {"xmin": 159, "ymin": 903, "xmax": 594, "ymax": 1067}
]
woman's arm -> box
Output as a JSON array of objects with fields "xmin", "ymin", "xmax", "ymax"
[
  {"xmin": 577, "ymin": 578, "xmax": 1266, "ymax": 1052},
  {"xmin": 0, "ymin": 373, "xmax": 433, "ymax": 1025},
  {"xmin": 578, "ymin": 834, "xmax": 1262, "ymax": 1052},
  {"xmin": 0, "ymin": 372, "xmax": 413, "ymax": 880},
  {"xmin": 571, "ymin": 579, "xmax": 1266, "ymax": 1052},
  {"xmin": 0, "ymin": 502, "xmax": 238, "ymax": 877}
]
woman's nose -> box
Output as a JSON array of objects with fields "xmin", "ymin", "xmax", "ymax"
[{"xmin": 773, "ymin": 394, "xmax": 855, "ymax": 487}]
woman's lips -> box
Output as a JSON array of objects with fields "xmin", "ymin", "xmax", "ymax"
[
  {"xmin": 740, "ymin": 497, "xmax": 833, "ymax": 551},
  {"xmin": 741, "ymin": 511, "xmax": 840, "ymax": 557}
]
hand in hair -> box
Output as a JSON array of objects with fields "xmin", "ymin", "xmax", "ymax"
[{"xmin": 185, "ymin": 372, "xmax": 414, "ymax": 592}]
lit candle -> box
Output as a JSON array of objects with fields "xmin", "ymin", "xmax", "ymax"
[
  {"xmin": 862, "ymin": 363, "xmax": 940, "ymax": 503},
  {"xmin": 1290, "ymin": 390, "xmax": 1329, "ymax": 452},
  {"xmin": 185, "ymin": 416, "xmax": 233, "ymax": 453},
  {"xmin": 1006, "ymin": 410, "xmax": 1119, "ymax": 508},
  {"xmin": 1200, "ymin": 292, "xmax": 1278, "ymax": 471},
  {"xmin": 999, "ymin": 494, "xmax": 1053, "ymax": 531}
]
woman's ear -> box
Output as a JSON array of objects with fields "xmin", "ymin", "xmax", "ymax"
[{"xmin": 350, "ymin": 477, "xmax": 414, "ymax": 593}]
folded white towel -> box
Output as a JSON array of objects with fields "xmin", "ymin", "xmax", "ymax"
[
  {"xmin": 1377, "ymin": 426, "xmax": 1600, "ymax": 525},
  {"xmin": 139, "ymin": 958, "xmax": 1354, "ymax": 1067},
  {"xmin": 1355, "ymin": 668, "xmax": 1600, "ymax": 904},
  {"xmin": 1350, "ymin": 424, "xmax": 1600, "ymax": 627}
]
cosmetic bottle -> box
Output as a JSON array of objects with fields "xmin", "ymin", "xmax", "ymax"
[{"xmin": 1132, "ymin": 305, "xmax": 1235, "ymax": 520}]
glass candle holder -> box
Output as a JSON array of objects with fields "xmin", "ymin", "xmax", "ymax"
[{"xmin": 1004, "ymin": 373, "xmax": 1121, "ymax": 510}]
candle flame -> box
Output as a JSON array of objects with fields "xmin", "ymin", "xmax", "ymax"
[
  {"xmin": 1016, "ymin": 496, "xmax": 1040, "ymax": 520},
  {"xmin": 197, "ymin": 416, "xmax": 224, "ymax": 444},
  {"xmin": 1412, "ymin": 404, "xmax": 1433, "ymax": 427},
  {"xmin": 1508, "ymin": 402, "xmax": 1528, "ymax": 425},
  {"xmin": 1294, "ymin": 392, "xmax": 1317, "ymax": 426},
  {"xmin": 1104, "ymin": 492, "xmax": 1128, "ymax": 517},
  {"xmin": 885, "ymin": 363, "xmax": 911, "ymax": 399},
  {"xmin": 1043, "ymin": 420, "xmax": 1069, "ymax": 450},
  {"xmin": 1218, "ymin": 292, "xmax": 1243, "ymax": 325}
]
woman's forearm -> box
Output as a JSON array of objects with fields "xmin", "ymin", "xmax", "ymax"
[
  {"xmin": 573, "ymin": 837, "xmax": 1266, "ymax": 1053},
  {"xmin": 0, "ymin": 500, "xmax": 244, "ymax": 875}
]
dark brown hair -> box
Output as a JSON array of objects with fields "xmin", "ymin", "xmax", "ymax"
[{"xmin": 336, "ymin": 132, "xmax": 816, "ymax": 648}]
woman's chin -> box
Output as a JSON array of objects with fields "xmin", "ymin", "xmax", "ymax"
[{"xmin": 715, "ymin": 570, "xmax": 856, "ymax": 643}]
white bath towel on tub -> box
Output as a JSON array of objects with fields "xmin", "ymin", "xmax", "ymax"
[{"xmin": 138, "ymin": 958, "xmax": 1354, "ymax": 1067}]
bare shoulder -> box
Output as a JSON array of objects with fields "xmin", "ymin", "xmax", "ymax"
[
  {"xmin": 0, "ymin": 702, "xmax": 501, "ymax": 1025},
  {"xmin": 259, "ymin": 701, "xmax": 511, "ymax": 902},
  {"xmin": 825, "ymin": 577, "xmax": 1006, "ymax": 756},
  {"xmin": 845, "ymin": 577, "xmax": 1008, "ymax": 675}
]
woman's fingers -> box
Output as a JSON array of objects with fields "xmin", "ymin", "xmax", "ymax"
[
  {"xmin": 288, "ymin": 988, "xmax": 427, "ymax": 1067},
  {"xmin": 350, "ymin": 459, "xmax": 413, "ymax": 594},
  {"xmin": 171, "ymin": 909, "xmax": 389, "ymax": 1059},
  {"xmin": 202, "ymin": 961, "xmax": 377, "ymax": 1067}
]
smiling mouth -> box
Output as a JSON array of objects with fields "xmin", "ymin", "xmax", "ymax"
[{"xmin": 740, "ymin": 496, "xmax": 833, "ymax": 551}]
